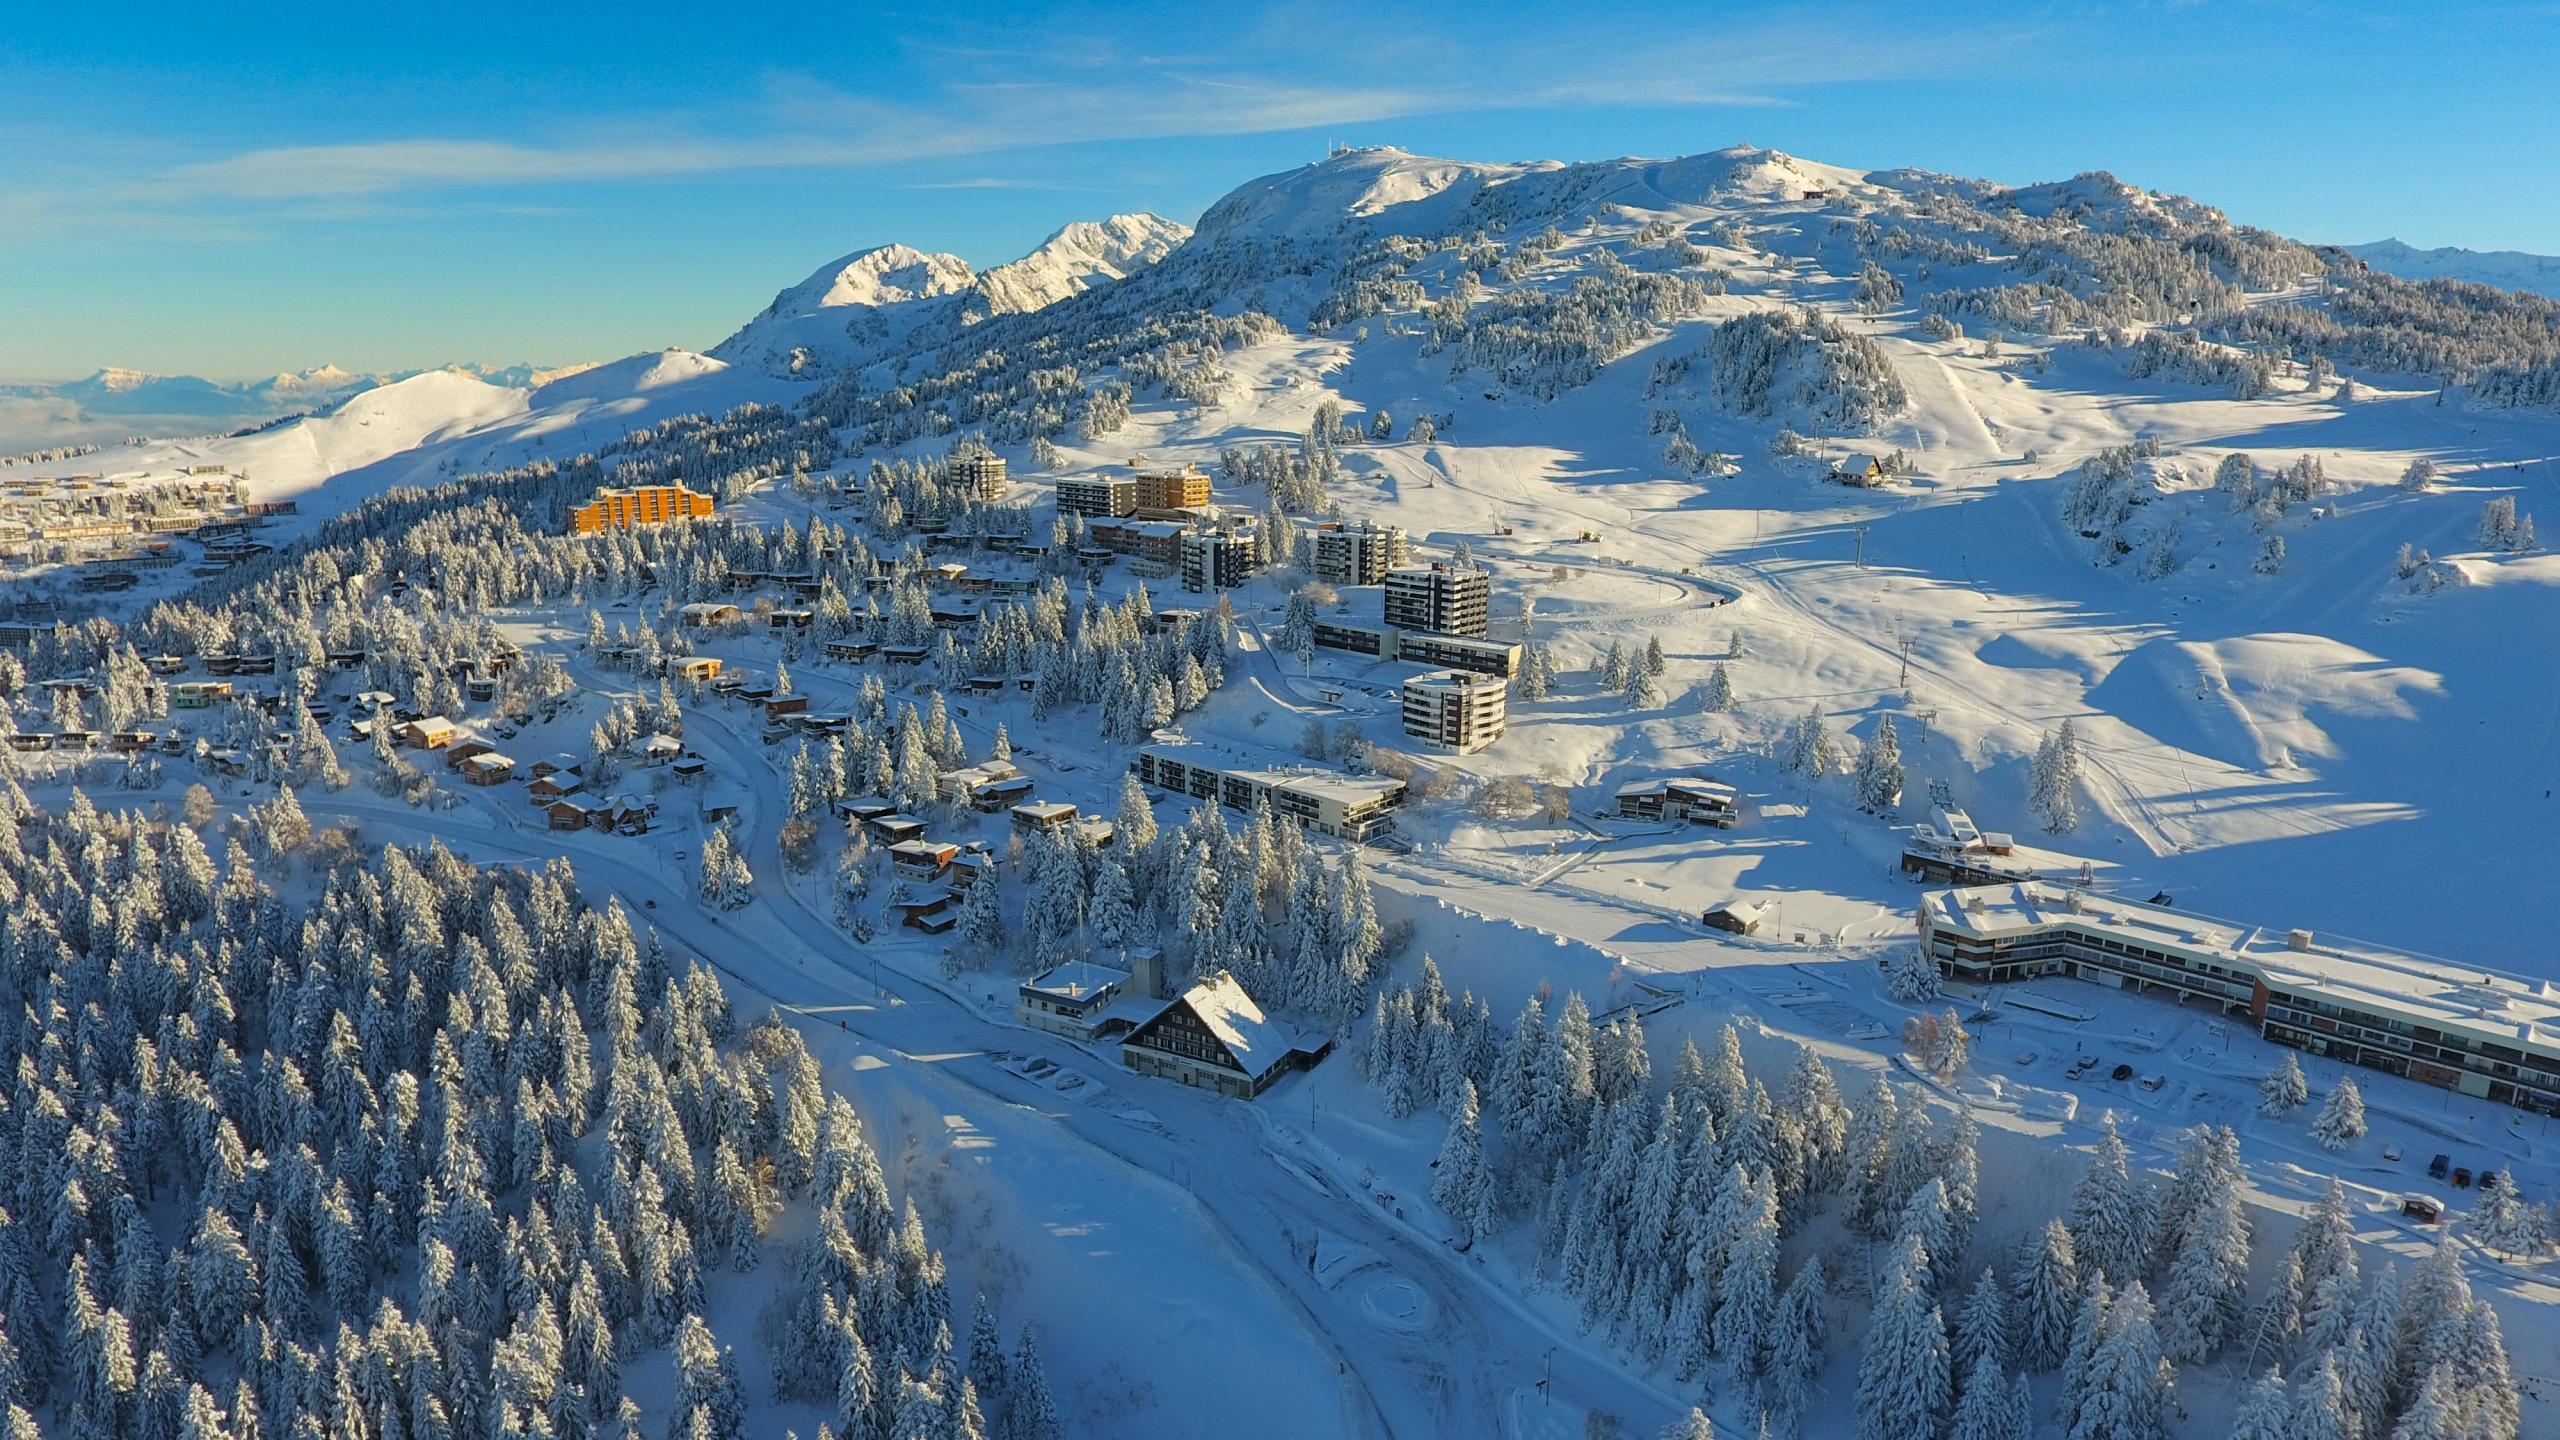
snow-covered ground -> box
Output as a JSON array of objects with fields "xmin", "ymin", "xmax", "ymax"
[{"xmin": 11, "ymin": 139, "xmax": 2560, "ymax": 1437}]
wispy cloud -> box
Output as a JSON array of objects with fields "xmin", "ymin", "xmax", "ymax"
[{"xmin": 12, "ymin": 8, "xmax": 2031, "ymax": 238}]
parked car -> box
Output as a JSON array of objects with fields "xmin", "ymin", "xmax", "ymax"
[
  {"xmin": 2480, "ymin": 1169, "xmax": 2502, "ymax": 1194},
  {"xmin": 2110, "ymin": 1063, "xmax": 2135, "ymax": 1082},
  {"xmin": 2428, "ymin": 1154, "xmax": 2451, "ymax": 1180},
  {"xmin": 2451, "ymin": 1167, "xmax": 2474, "ymax": 1189},
  {"xmin": 2066, "ymin": 1057, "xmax": 2096, "ymax": 1080},
  {"xmin": 2139, "ymin": 1074, "xmax": 2166, "ymax": 1092}
]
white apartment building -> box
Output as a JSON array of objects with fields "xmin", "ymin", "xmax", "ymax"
[
  {"xmin": 1384, "ymin": 562, "xmax": 1489, "ymax": 637},
  {"xmin": 1400, "ymin": 668, "xmax": 1508, "ymax": 753}
]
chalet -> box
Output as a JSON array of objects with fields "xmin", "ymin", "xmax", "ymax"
[
  {"xmin": 399, "ymin": 717, "xmax": 461, "ymax": 750},
  {"xmin": 1071, "ymin": 818, "xmax": 1118, "ymax": 850},
  {"xmin": 767, "ymin": 608, "xmax": 814, "ymax": 631},
  {"xmin": 234, "ymin": 654, "xmax": 276, "ymax": 676},
  {"xmin": 443, "ymin": 738, "xmax": 496, "ymax": 768},
  {"xmin": 833, "ymin": 796, "xmax": 899, "ymax": 824},
  {"xmin": 929, "ymin": 599, "xmax": 982, "ymax": 629},
  {"xmin": 108, "ymin": 731, "xmax": 156, "ymax": 753},
  {"xmin": 594, "ymin": 797, "xmax": 652, "ymax": 835},
  {"xmin": 967, "ymin": 775, "xmax": 1036, "ymax": 812},
  {"xmin": 1017, "ymin": 960, "xmax": 1132, "ymax": 1039},
  {"xmin": 1119, "ymin": 971, "xmax": 1331, "ymax": 1100},
  {"xmin": 961, "ymin": 674, "xmax": 1007, "ymax": 695},
  {"xmin": 144, "ymin": 654, "xmax": 185, "ymax": 675},
  {"xmin": 636, "ymin": 734, "xmax": 684, "ymax": 765},
  {"xmin": 461, "ymin": 753, "xmax": 517, "ymax": 786},
  {"xmin": 1830, "ymin": 454, "xmax": 1888, "ymax": 487},
  {"xmin": 529, "ymin": 753, "xmax": 581, "ymax": 779},
  {"xmin": 679, "ymin": 602, "xmax": 743, "ymax": 628},
  {"xmin": 1614, "ymin": 776, "xmax": 1740, "ymax": 827},
  {"xmin": 937, "ymin": 761, "xmax": 1023, "ymax": 804},
  {"xmin": 703, "ymin": 789, "xmax": 746, "ymax": 826},
  {"xmin": 882, "ymin": 644, "xmax": 930, "ymax": 668},
  {"xmin": 1011, "ymin": 801, "xmax": 1078, "ymax": 835},
  {"xmin": 671, "ymin": 757, "xmax": 709, "ymax": 782},
  {"xmin": 763, "ymin": 695, "xmax": 810, "ymax": 721},
  {"xmin": 203, "ymin": 748, "xmax": 248, "ymax": 777},
  {"xmin": 889, "ymin": 839, "xmax": 961, "ymax": 882},
  {"xmin": 353, "ymin": 690, "xmax": 398, "ymax": 712},
  {"xmin": 545, "ymin": 799, "xmax": 596, "ymax": 831},
  {"xmin": 892, "ymin": 890, "xmax": 962, "ymax": 934},
  {"xmin": 866, "ymin": 813, "xmax": 926, "ymax": 845},
  {"xmin": 170, "ymin": 680, "xmax": 232, "ymax": 709},
  {"xmin": 1702, "ymin": 901, "xmax": 1772, "ymax": 937},
  {"xmin": 673, "ymin": 656, "xmax": 722, "ymax": 684},
  {"xmin": 526, "ymin": 770, "xmax": 586, "ymax": 803},
  {"xmin": 822, "ymin": 639, "xmax": 877, "ymax": 662},
  {"xmin": 324, "ymin": 647, "xmax": 367, "ymax": 669},
  {"xmin": 5, "ymin": 734, "xmax": 49, "ymax": 753}
]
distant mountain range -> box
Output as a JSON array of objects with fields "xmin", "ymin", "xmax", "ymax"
[
  {"xmin": 2344, "ymin": 238, "xmax": 2560, "ymax": 298},
  {"xmin": 707, "ymin": 213, "xmax": 1191, "ymax": 377},
  {"xmin": 0, "ymin": 361, "xmax": 591, "ymax": 455}
]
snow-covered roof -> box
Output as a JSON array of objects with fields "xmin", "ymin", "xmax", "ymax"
[
  {"xmin": 1926, "ymin": 884, "xmax": 2560, "ymax": 1053},
  {"xmin": 1159, "ymin": 972, "xmax": 1303, "ymax": 1080},
  {"xmin": 1023, "ymin": 960, "xmax": 1130, "ymax": 1004}
]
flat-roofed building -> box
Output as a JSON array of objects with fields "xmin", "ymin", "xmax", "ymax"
[
  {"xmin": 1132, "ymin": 464, "xmax": 1211, "ymax": 512},
  {"xmin": 1400, "ymin": 669, "xmax": 1507, "ymax": 753},
  {"xmin": 1920, "ymin": 883, "xmax": 2560, "ymax": 1113},
  {"xmin": 1614, "ymin": 776, "xmax": 1740, "ymax": 827},
  {"xmin": 1057, "ymin": 474, "xmax": 1138, "ymax": 519},
  {"xmin": 1309, "ymin": 521, "xmax": 1410, "ymax": 586},
  {"xmin": 570, "ymin": 484, "xmax": 714, "ymax": 534},
  {"xmin": 1384, "ymin": 562, "xmax": 1490, "ymax": 637},
  {"xmin": 1131, "ymin": 741, "xmax": 1404, "ymax": 842},
  {"xmin": 1309, "ymin": 620, "xmax": 1521, "ymax": 678},
  {"xmin": 1180, "ymin": 526, "xmax": 1261, "ymax": 592},
  {"xmin": 951, "ymin": 451, "xmax": 1007, "ymax": 502}
]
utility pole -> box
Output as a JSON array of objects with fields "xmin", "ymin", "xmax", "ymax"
[{"xmin": 1897, "ymin": 631, "xmax": 1915, "ymax": 692}]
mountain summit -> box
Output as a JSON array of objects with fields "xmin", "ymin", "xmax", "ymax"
[{"xmin": 709, "ymin": 213, "xmax": 1191, "ymax": 377}]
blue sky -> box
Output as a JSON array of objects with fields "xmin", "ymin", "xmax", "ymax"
[{"xmin": 3, "ymin": 1, "xmax": 2552, "ymax": 380}]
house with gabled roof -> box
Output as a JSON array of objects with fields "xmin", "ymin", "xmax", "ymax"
[{"xmin": 1118, "ymin": 970, "xmax": 1332, "ymax": 1099}]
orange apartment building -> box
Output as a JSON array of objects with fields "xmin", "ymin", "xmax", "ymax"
[
  {"xmin": 1132, "ymin": 465, "xmax": 1211, "ymax": 512},
  {"xmin": 569, "ymin": 484, "xmax": 715, "ymax": 534}
]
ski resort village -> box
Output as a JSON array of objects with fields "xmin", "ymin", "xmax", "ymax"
[{"xmin": 6, "ymin": 123, "xmax": 2560, "ymax": 1440}]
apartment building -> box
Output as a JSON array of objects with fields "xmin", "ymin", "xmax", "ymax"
[
  {"xmin": 1131, "ymin": 741, "xmax": 1405, "ymax": 841},
  {"xmin": 951, "ymin": 452, "xmax": 1007, "ymax": 502},
  {"xmin": 1309, "ymin": 620, "xmax": 1522, "ymax": 678},
  {"xmin": 1400, "ymin": 669, "xmax": 1508, "ymax": 753},
  {"xmin": 569, "ymin": 484, "xmax": 714, "ymax": 534},
  {"xmin": 1058, "ymin": 474, "xmax": 1138, "ymax": 519},
  {"xmin": 1384, "ymin": 562, "xmax": 1489, "ymax": 637},
  {"xmin": 1133, "ymin": 465, "xmax": 1211, "ymax": 512},
  {"xmin": 1920, "ymin": 883, "xmax": 2560, "ymax": 1114},
  {"xmin": 1309, "ymin": 521, "xmax": 1410, "ymax": 586},
  {"xmin": 1180, "ymin": 526, "xmax": 1262, "ymax": 592}
]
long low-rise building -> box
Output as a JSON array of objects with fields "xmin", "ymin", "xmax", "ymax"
[
  {"xmin": 1309, "ymin": 620, "xmax": 1521, "ymax": 678},
  {"xmin": 1920, "ymin": 884, "xmax": 2560, "ymax": 1113},
  {"xmin": 1132, "ymin": 741, "xmax": 1404, "ymax": 841}
]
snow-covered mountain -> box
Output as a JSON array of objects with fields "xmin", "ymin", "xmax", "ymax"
[
  {"xmin": 2345, "ymin": 237, "xmax": 2560, "ymax": 297},
  {"xmin": 708, "ymin": 213, "xmax": 1189, "ymax": 377},
  {"xmin": 0, "ymin": 360, "xmax": 591, "ymax": 455}
]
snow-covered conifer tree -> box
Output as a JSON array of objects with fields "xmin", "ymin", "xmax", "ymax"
[
  {"xmin": 2310, "ymin": 1075, "xmax": 2366, "ymax": 1150},
  {"xmin": 2258, "ymin": 1052, "xmax": 2309, "ymax": 1115},
  {"xmin": 1856, "ymin": 715, "xmax": 1905, "ymax": 812},
  {"xmin": 2014, "ymin": 1219, "xmax": 2082, "ymax": 1371}
]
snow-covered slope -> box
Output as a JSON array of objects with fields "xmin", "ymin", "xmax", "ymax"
[
  {"xmin": 710, "ymin": 214, "xmax": 1188, "ymax": 377},
  {"xmin": 2346, "ymin": 237, "xmax": 2560, "ymax": 297},
  {"xmin": 968, "ymin": 213, "xmax": 1190, "ymax": 318}
]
